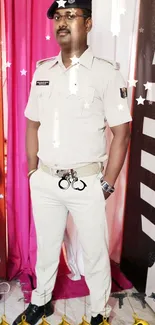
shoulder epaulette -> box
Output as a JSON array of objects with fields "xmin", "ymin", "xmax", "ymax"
[
  {"xmin": 97, "ymin": 57, "xmax": 120, "ymax": 70},
  {"xmin": 36, "ymin": 56, "xmax": 56, "ymax": 68},
  {"xmin": 103, "ymin": 59, "xmax": 120, "ymax": 70}
]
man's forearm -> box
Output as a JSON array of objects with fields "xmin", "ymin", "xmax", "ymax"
[
  {"xmin": 27, "ymin": 156, "xmax": 39, "ymax": 173},
  {"xmin": 103, "ymin": 134, "xmax": 130, "ymax": 186},
  {"xmin": 26, "ymin": 123, "xmax": 39, "ymax": 173}
]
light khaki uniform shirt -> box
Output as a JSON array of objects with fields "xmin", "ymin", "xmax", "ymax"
[{"xmin": 25, "ymin": 47, "xmax": 132, "ymax": 169}]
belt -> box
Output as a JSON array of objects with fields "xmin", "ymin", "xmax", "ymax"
[
  {"xmin": 40, "ymin": 162, "xmax": 103, "ymax": 191},
  {"xmin": 40, "ymin": 162, "xmax": 102, "ymax": 178}
]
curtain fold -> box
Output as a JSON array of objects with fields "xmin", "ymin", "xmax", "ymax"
[
  {"xmin": 5, "ymin": 0, "xmax": 59, "ymax": 280},
  {"xmin": 0, "ymin": 0, "xmax": 7, "ymax": 279}
]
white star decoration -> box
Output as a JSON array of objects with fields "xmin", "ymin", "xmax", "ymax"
[
  {"xmin": 56, "ymin": 0, "xmax": 67, "ymax": 8},
  {"xmin": 136, "ymin": 96, "xmax": 145, "ymax": 105},
  {"xmin": 20, "ymin": 69, "xmax": 27, "ymax": 76},
  {"xmin": 53, "ymin": 141, "xmax": 60, "ymax": 148},
  {"xmin": 70, "ymin": 55, "xmax": 80, "ymax": 65},
  {"xmin": 118, "ymin": 104, "xmax": 124, "ymax": 111},
  {"xmin": 6, "ymin": 61, "xmax": 12, "ymax": 68},
  {"xmin": 84, "ymin": 102, "xmax": 90, "ymax": 109},
  {"xmin": 46, "ymin": 35, "xmax": 51, "ymax": 40},
  {"xmin": 144, "ymin": 82, "xmax": 152, "ymax": 90},
  {"xmin": 139, "ymin": 27, "xmax": 144, "ymax": 33},
  {"xmin": 128, "ymin": 79, "xmax": 138, "ymax": 87}
]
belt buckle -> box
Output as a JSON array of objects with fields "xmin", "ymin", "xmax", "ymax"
[
  {"xmin": 56, "ymin": 169, "xmax": 70, "ymax": 178},
  {"xmin": 55, "ymin": 169, "xmax": 64, "ymax": 178},
  {"xmin": 56, "ymin": 169, "xmax": 77, "ymax": 178}
]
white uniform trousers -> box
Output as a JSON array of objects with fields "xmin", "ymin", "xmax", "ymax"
[{"xmin": 30, "ymin": 168, "xmax": 111, "ymax": 317}]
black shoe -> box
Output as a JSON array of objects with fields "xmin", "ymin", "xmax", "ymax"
[
  {"xmin": 91, "ymin": 314, "xmax": 109, "ymax": 325},
  {"xmin": 12, "ymin": 299, "xmax": 54, "ymax": 325}
]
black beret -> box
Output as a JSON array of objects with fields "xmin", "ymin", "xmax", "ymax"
[{"xmin": 47, "ymin": 0, "xmax": 92, "ymax": 19}]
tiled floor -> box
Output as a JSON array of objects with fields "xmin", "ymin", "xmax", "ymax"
[{"xmin": 0, "ymin": 281, "xmax": 155, "ymax": 325}]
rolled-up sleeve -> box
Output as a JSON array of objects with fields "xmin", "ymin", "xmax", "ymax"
[
  {"xmin": 24, "ymin": 70, "xmax": 39, "ymax": 122},
  {"xmin": 103, "ymin": 69, "xmax": 132, "ymax": 127}
]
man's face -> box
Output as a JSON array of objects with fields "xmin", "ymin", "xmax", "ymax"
[{"xmin": 53, "ymin": 8, "xmax": 92, "ymax": 48}]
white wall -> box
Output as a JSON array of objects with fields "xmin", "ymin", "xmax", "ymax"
[{"xmin": 90, "ymin": 0, "xmax": 140, "ymax": 83}]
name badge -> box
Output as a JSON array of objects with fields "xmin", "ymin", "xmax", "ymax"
[{"xmin": 36, "ymin": 81, "xmax": 50, "ymax": 86}]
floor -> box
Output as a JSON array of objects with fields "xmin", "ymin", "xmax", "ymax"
[{"xmin": 0, "ymin": 281, "xmax": 155, "ymax": 325}]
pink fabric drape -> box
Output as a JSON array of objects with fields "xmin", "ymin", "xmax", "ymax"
[{"xmin": 5, "ymin": 0, "xmax": 59, "ymax": 280}]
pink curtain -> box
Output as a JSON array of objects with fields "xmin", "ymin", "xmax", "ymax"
[{"xmin": 5, "ymin": 0, "xmax": 59, "ymax": 281}]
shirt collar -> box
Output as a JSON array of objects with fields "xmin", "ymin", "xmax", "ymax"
[
  {"xmin": 79, "ymin": 47, "xmax": 94, "ymax": 69},
  {"xmin": 49, "ymin": 47, "xmax": 94, "ymax": 70}
]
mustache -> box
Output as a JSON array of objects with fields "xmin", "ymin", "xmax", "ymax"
[{"xmin": 57, "ymin": 28, "xmax": 70, "ymax": 34}]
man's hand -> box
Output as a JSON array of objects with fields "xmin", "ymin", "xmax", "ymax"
[
  {"xmin": 103, "ymin": 191, "xmax": 111, "ymax": 200},
  {"xmin": 26, "ymin": 119, "xmax": 40, "ymax": 172}
]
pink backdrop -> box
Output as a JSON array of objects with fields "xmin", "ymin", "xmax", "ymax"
[
  {"xmin": 5, "ymin": 0, "xmax": 59, "ymax": 280},
  {"xmin": 3, "ymin": 0, "xmax": 132, "ymax": 300}
]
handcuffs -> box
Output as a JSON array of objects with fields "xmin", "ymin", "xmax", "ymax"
[{"xmin": 56, "ymin": 169, "xmax": 87, "ymax": 191}]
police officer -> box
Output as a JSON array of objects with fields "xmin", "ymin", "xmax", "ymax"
[{"xmin": 13, "ymin": 0, "xmax": 132, "ymax": 325}]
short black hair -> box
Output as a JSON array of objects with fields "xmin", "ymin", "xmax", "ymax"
[{"xmin": 82, "ymin": 8, "xmax": 92, "ymax": 19}]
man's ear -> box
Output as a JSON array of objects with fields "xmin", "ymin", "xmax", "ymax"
[{"xmin": 86, "ymin": 18, "xmax": 92, "ymax": 33}]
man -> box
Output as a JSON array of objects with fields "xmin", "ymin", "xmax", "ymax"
[{"xmin": 13, "ymin": 0, "xmax": 132, "ymax": 324}]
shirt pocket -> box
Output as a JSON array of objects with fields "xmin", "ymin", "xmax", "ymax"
[
  {"xmin": 36, "ymin": 85, "xmax": 52, "ymax": 101},
  {"xmin": 79, "ymin": 86, "xmax": 104, "ymax": 118},
  {"xmin": 36, "ymin": 85, "xmax": 53, "ymax": 120}
]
